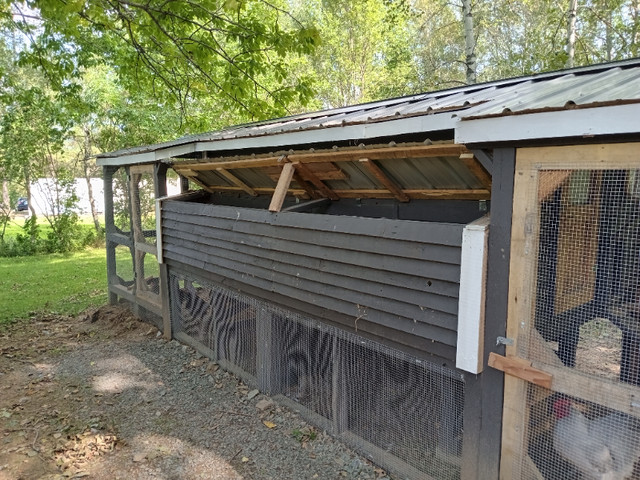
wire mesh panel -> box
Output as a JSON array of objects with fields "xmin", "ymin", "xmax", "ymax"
[
  {"xmin": 168, "ymin": 268, "xmax": 465, "ymax": 479},
  {"xmin": 511, "ymin": 165, "xmax": 640, "ymax": 479},
  {"xmin": 170, "ymin": 273, "xmax": 258, "ymax": 378},
  {"xmin": 343, "ymin": 340, "xmax": 464, "ymax": 479},
  {"xmin": 270, "ymin": 311, "xmax": 335, "ymax": 420}
]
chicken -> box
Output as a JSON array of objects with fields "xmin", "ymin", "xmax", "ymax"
[{"xmin": 553, "ymin": 397, "xmax": 640, "ymax": 480}]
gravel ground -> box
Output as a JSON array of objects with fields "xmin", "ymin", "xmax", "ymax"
[{"xmin": 0, "ymin": 306, "xmax": 388, "ymax": 480}]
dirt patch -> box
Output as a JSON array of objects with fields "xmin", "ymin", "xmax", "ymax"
[{"xmin": 0, "ymin": 306, "xmax": 387, "ymax": 480}]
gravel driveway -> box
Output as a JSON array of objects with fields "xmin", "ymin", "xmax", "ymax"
[{"xmin": 0, "ymin": 306, "xmax": 388, "ymax": 480}]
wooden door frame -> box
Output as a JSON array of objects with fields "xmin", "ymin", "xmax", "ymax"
[{"xmin": 500, "ymin": 142, "xmax": 640, "ymax": 479}]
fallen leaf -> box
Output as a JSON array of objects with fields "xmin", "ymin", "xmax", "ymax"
[
  {"xmin": 241, "ymin": 456, "xmax": 249, "ymax": 463},
  {"xmin": 263, "ymin": 421, "xmax": 276, "ymax": 429}
]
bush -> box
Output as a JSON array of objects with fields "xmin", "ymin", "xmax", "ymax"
[
  {"xmin": 0, "ymin": 216, "xmax": 45, "ymax": 257},
  {"xmin": 0, "ymin": 215, "xmax": 100, "ymax": 257}
]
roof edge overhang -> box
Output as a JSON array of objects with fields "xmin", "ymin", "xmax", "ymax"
[
  {"xmin": 96, "ymin": 112, "xmax": 458, "ymax": 167},
  {"xmin": 455, "ymin": 103, "xmax": 640, "ymax": 145}
]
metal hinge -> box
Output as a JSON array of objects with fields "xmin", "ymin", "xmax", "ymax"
[{"xmin": 496, "ymin": 336, "xmax": 514, "ymax": 346}]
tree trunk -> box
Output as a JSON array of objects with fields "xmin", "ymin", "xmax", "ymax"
[
  {"xmin": 24, "ymin": 170, "xmax": 36, "ymax": 219},
  {"xmin": 462, "ymin": 0, "xmax": 477, "ymax": 84},
  {"xmin": 82, "ymin": 126, "xmax": 101, "ymax": 235},
  {"xmin": 566, "ymin": 0, "xmax": 578, "ymax": 68},
  {"xmin": 1, "ymin": 179, "xmax": 9, "ymax": 212}
]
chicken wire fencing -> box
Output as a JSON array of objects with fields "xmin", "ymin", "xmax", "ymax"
[
  {"xmin": 519, "ymin": 169, "xmax": 640, "ymax": 479},
  {"xmin": 169, "ymin": 271, "xmax": 465, "ymax": 479}
]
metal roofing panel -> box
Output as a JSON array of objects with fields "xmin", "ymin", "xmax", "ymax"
[{"xmin": 98, "ymin": 58, "xmax": 640, "ymax": 163}]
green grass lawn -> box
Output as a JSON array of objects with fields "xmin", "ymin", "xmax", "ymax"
[{"xmin": 0, "ymin": 247, "xmax": 111, "ymax": 323}]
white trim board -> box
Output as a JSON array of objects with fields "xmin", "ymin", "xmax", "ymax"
[
  {"xmin": 456, "ymin": 215, "xmax": 490, "ymax": 374},
  {"xmin": 455, "ymin": 103, "xmax": 640, "ymax": 145},
  {"xmin": 96, "ymin": 112, "xmax": 458, "ymax": 166}
]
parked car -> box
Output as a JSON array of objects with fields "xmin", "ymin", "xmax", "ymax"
[{"xmin": 16, "ymin": 197, "xmax": 28, "ymax": 212}]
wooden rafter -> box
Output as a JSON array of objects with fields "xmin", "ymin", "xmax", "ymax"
[
  {"xmin": 216, "ymin": 168, "xmax": 257, "ymax": 196},
  {"xmin": 207, "ymin": 185, "xmax": 490, "ymax": 200},
  {"xmin": 268, "ymin": 162, "xmax": 296, "ymax": 212},
  {"xmin": 174, "ymin": 143, "xmax": 468, "ymax": 173},
  {"xmin": 294, "ymin": 162, "xmax": 340, "ymax": 200},
  {"xmin": 460, "ymin": 152, "xmax": 492, "ymax": 189},
  {"xmin": 179, "ymin": 169, "xmax": 215, "ymax": 193},
  {"xmin": 359, "ymin": 158, "xmax": 410, "ymax": 202},
  {"xmin": 291, "ymin": 170, "xmax": 319, "ymax": 199}
]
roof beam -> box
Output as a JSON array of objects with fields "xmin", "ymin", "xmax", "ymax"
[
  {"xmin": 359, "ymin": 158, "xmax": 410, "ymax": 202},
  {"xmin": 173, "ymin": 143, "xmax": 468, "ymax": 172},
  {"xmin": 206, "ymin": 185, "xmax": 490, "ymax": 200},
  {"xmin": 179, "ymin": 169, "xmax": 216, "ymax": 193},
  {"xmin": 294, "ymin": 162, "xmax": 340, "ymax": 200},
  {"xmin": 460, "ymin": 153, "xmax": 492, "ymax": 189},
  {"xmin": 471, "ymin": 149, "xmax": 494, "ymax": 176},
  {"xmin": 216, "ymin": 168, "xmax": 258, "ymax": 196}
]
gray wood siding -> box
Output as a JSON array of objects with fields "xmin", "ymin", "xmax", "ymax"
[{"xmin": 161, "ymin": 200, "xmax": 464, "ymax": 359}]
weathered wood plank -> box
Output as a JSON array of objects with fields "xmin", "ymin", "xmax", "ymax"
[
  {"xmin": 165, "ymin": 259, "xmax": 458, "ymax": 363},
  {"xmin": 162, "ymin": 219, "xmax": 461, "ymax": 287},
  {"xmin": 162, "ymin": 200, "xmax": 465, "ymax": 248},
  {"xmin": 162, "ymin": 241, "xmax": 459, "ymax": 334},
  {"xmin": 163, "ymin": 226, "xmax": 459, "ymax": 316},
  {"xmin": 163, "ymin": 211, "xmax": 463, "ymax": 267},
  {"xmin": 163, "ymin": 243, "xmax": 458, "ymax": 345}
]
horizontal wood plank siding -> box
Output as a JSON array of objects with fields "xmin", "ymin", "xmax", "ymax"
[{"xmin": 162, "ymin": 201, "xmax": 464, "ymax": 360}]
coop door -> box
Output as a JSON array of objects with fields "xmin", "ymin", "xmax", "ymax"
[{"xmin": 500, "ymin": 143, "xmax": 640, "ymax": 480}]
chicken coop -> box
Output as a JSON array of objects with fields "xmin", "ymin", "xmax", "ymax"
[{"xmin": 97, "ymin": 59, "xmax": 640, "ymax": 480}]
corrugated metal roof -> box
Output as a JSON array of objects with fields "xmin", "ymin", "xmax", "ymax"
[{"xmin": 98, "ymin": 58, "xmax": 640, "ymax": 163}]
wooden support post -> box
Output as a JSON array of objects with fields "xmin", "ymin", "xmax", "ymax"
[
  {"xmin": 331, "ymin": 336, "xmax": 348, "ymax": 434},
  {"xmin": 129, "ymin": 171, "xmax": 147, "ymax": 298},
  {"xmin": 257, "ymin": 308, "xmax": 277, "ymax": 394},
  {"xmin": 217, "ymin": 168, "xmax": 258, "ymax": 196},
  {"xmin": 460, "ymin": 148, "xmax": 515, "ymax": 480},
  {"xmin": 153, "ymin": 163, "xmax": 171, "ymax": 339},
  {"xmin": 269, "ymin": 162, "xmax": 296, "ymax": 212},
  {"xmin": 103, "ymin": 166, "xmax": 119, "ymax": 305},
  {"xmin": 154, "ymin": 163, "xmax": 169, "ymax": 198},
  {"xmin": 179, "ymin": 174, "xmax": 190, "ymax": 193},
  {"xmin": 123, "ymin": 166, "xmax": 140, "ymax": 317},
  {"xmin": 294, "ymin": 162, "xmax": 340, "ymax": 200},
  {"xmin": 358, "ymin": 158, "xmax": 410, "ymax": 202}
]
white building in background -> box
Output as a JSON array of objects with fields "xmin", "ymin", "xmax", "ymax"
[
  {"xmin": 29, "ymin": 178, "xmax": 180, "ymax": 217},
  {"xmin": 29, "ymin": 178, "xmax": 105, "ymax": 217}
]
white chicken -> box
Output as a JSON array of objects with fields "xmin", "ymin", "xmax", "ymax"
[{"xmin": 553, "ymin": 397, "xmax": 640, "ymax": 480}]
